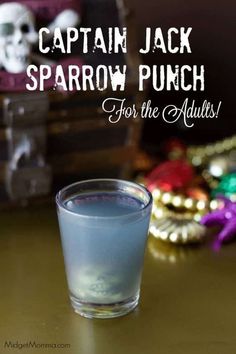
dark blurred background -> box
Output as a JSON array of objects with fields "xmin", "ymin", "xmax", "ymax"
[
  {"xmin": 1, "ymin": 0, "xmax": 235, "ymax": 204},
  {"xmin": 127, "ymin": 0, "xmax": 236, "ymax": 149}
]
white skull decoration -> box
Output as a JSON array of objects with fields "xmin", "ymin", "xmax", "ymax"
[
  {"xmin": 0, "ymin": 3, "xmax": 80, "ymax": 74},
  {"xmin": 0, "ymin": 2, "xmax": 37, "ymax": 73}
]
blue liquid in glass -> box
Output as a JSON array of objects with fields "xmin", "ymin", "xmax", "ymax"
[{"xmin": 58, "ymin": 191, "xmax": 151, "ymax": 305}]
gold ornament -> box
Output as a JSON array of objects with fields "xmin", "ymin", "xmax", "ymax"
[
  {"xmin": 152, "ymin": 187, "xmax": 220, "ymax": 220},
  {"xmin": 150, "ymin": 188, "xmax": 223, "ymax": 244},
  {"xmin": 149, "ymin": 216, "xmax": 206, "ymax": 245}
]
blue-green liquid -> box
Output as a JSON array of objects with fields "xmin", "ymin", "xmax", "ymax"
[{"xmin": 58, "ymin": 192, "xmax": 151, "ymax": 304}]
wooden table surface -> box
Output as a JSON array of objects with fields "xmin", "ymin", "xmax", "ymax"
[{"xmin": 0, "ymin": 205, "xmax": 236, "ymax": 354}]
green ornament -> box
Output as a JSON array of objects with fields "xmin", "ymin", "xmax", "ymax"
[{"xmin": 212, "ymin": 173, "xmax": 236, "ymax": 198}]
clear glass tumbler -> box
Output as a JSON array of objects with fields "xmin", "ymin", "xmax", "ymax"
[{"xmin": 56, "ymin": 179, "xmax": 152, "ymax": 319}]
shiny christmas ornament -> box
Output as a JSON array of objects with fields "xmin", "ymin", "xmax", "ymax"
[
  {"xmin": 149, "ymin": 188, "xmax": 220, "ymax": 244},
  {"xmin": 204, "ymin": 152, "xmax": 236, "ymax": 189},
  {"xmin": 187, "ymin": 135, "xmax": 236, "ymax": 167},
  {"xmin": 149, "ymin": 216, "xmax": 206, "ymax": 244},
  {"xmin": 164, "ymin": 138, "xmax": 187, "ymax": 160},
  {"xmin": 201, "ymin": 198, "xmax": 236, "ymax": 243},
  {"xmin": 208, "ymin": 155, "xmax": 231, "ymax": 178},
  {"xmin": 146, "ymin": 160, "xmax": 194, "ymax": 192},
  {"xmin": 152, "ymin": 187, "xmax": 218, "ymax": 213},
  {"xmin": 212, "ymin": 173, "xmax": 236, "ymax": 199},
  {"xmin": 144, "ymin": 155, "xmax": 220, "ymax": 245},
  {"xmin": 152, "ymin": 197, "xmax": 209, "ymax": 223}
]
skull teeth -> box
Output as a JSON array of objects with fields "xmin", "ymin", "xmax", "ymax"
[{"xmin": 16, "ymin": 54, "xmax": 28, "ymax": 63}]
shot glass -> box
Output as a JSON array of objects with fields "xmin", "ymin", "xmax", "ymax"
[{"xmin": 56, "ymin": 179, "xmax": 152, "ymax": 319}]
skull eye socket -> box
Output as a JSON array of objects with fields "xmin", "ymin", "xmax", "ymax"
[
  {"xmin": 0, "ymin": 23, "xmax": 14, "ymax": 36},
  {"xmin": 21, "ymin": 24, "xmax": 30, "ymax": 33}
]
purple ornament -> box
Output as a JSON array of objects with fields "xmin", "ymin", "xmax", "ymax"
[{"xmin": 201, "ymin": 198, "xmax": 236, "ymax": 243}]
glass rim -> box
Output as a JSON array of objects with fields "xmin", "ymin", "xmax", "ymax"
[{"xmin": 55, "ymin": 178, "xmax": 153, "ymax": 220}]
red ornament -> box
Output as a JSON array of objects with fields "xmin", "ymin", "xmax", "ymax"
[
  {"xmin": 164, "ymin": 138, "xmax": 187, "ymax": 157},
  {"xmin": 146, "ymin": 160, "xmax": 194, "ymax": 192}
]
